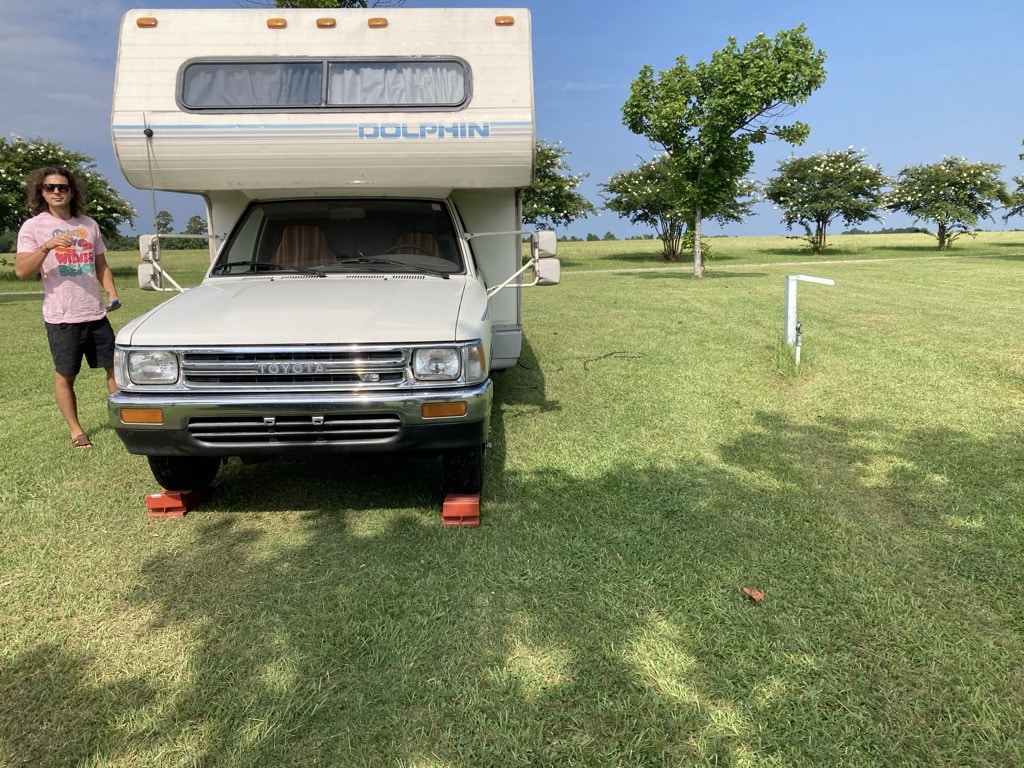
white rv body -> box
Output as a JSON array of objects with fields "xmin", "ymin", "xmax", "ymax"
[{"xmin": 108, "ymin": 8, "xmax": 557, "ymax": 496}]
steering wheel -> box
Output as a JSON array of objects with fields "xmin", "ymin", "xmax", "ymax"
[{"xmin": 384, "ymin": 243, "xmax": 435, "ymax": 257}]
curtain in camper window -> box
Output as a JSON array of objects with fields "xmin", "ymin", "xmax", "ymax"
[
  {"xmin": 182, "ymin": 62, "xmax": 323, "ymax": 108},
  {"xmin": 327, "ymin": 61, "xmax": 466, "ymax": 107}
]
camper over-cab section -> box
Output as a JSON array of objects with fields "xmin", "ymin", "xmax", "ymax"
[{"xmin": 112, "ymin": 8, "xmax": 534, "ymax": 198}]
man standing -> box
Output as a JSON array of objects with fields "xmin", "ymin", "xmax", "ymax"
[{"xmin": 15, "ymin": 167, "xmax": 121, "ymax": 449}]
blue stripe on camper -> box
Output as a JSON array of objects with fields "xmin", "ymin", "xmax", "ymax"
[{"xmin": 111, "ymin": 121, "xmax": 532, "ymax": 142}]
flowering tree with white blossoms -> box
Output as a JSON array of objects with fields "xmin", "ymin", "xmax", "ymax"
[
  {"xmin": 764, "ymin": 148, "xmax": 887, "ymax": 253},
  {"xmin": 887, "ymin": 157, "xmax": 1009, "ymax": 251},
  {"xmin": 1002, "ymin": 139, "xmax": 1024, "ymax": 223},
  {"xmin": 521, "ymin": 140, "xmax": 597, "ymax": 231},
  {"xmin": 602, "ymin": 156, "xmax": 691, "ymax": 260},
  {"xmin": 0, "ymin": 135, "xmax": 136, "ymax": 241},
  {"xmin": 603, "ymin": 154, "xmax": 755, "ymax": 263}
]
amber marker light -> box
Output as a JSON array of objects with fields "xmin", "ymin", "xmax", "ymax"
[
  {"xmin": 494, "ymin": 15, "xmax": 515, "ymax": 26},
  {"xmin": 368, "ymin": 17, "xmax": 389, "ymax": 28},
  {"xmin": 422, "ymin": 402, "xmax": 468, "ymax": 419},
  {"xmin": 267, "ymin": 18, "xmax": 287, "ymax": 29},
  {"xmin": 316, "ymin": 18, "xmax": 337, "ymax": 28},
  {"xmin": 135, "ymin": 16, "xmax": 158, "ymax": 28},
  {"xmin": 119, "ymin": 408, "xmax": 165, "ymax": 425}
]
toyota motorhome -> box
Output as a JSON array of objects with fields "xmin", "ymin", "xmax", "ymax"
[{"xmin": 108, "ymin": 8, "xmax": 558, "ymax": 499}]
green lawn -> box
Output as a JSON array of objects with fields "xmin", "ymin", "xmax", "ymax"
[{"xmin": 1, "ymin": 235, "xmax": 1023, "ymax": 766}]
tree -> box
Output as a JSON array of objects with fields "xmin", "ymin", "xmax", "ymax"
[
  {"xmin": 622, "ymin": 25, "xmax": 827, "ymax": 277},
  {"xmin": 764, "ymin": 148, "xmax": 887, "ymax": 253},
  {"xmin": 602, "ymin": 154, "xmax": 755, "ymax": 262},
  {"xmin": 1002, "ymin": 139, "xmax": 1024, "ymax": 223},
  {"xmin": 161, "ymin": 214, "xmax": 209, "ymax": 250},
  {"xmin": 184, "ymin": 215, "xmax": 207, "ymax": 236},
  {"xmin": 887, "ymin": 157, "xmax": 1010, "ymax": 250},
  {"xmin": 1005, "ymin": 174, "xmax": 1024, "ymax": 222},
  {"xmin": 155, "ymin": 210, "xmax": 174, "ymax": 235},
  {"xmin": 522, "ymin": 140, "xmax": 597, "ymax": 230},
  {"xmin": 602, "ymin": 156, "xmax": 692, "ymax": 261},
  {"xmin": 174, "ymin": 214, "xmax": 210, "ymax": 250},
  {"xmin": 0, "ymin": 134, "xmax": 135, "ymax": 241}
]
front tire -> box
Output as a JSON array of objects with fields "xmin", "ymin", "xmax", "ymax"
[
  {"xmin": 148, "ymin": 456, "xmax": 221, "ymax": 491},
  {"xmin": 442, "ymin": 444, "xmax": 485, "ymax": 496}
]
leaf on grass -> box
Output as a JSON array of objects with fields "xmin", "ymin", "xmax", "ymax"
[{"xmin": 742, "ymin": 586, "xmax": 765, "ymax": 603}]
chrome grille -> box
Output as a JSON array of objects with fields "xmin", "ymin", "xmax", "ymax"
[
  {"xmin": 186, "ymin": 413, "xmax": 401, "ymax": 445},
  {"xmin": 181, "ymin": 347, "xmax": 409, "ymax": 390}
]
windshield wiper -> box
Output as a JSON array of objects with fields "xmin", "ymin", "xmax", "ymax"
[
  {"xmin": 212, "ymin": 261, "xmax": 325, "ymax": 277},
  {"xmin": 337, "ymin": 256, "xmax": 450, "ymax": 279}
]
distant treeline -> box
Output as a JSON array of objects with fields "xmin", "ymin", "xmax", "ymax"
[{"xmin": 842, "ymin": 227, "xmax": 931, "ymax": 235}]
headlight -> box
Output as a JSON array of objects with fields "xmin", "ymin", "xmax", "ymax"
[
  {"xmin": 413, "ymin": 348, "xmax": 460, "ymax": 380},
  {"xmin": 127, "ymin": 350, "xmax": 179, "ymax": 384}
]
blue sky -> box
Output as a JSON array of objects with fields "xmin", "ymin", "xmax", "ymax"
[{"xmin": 4, "ymin": 0, "xmax": 1023, "ymax": 239}]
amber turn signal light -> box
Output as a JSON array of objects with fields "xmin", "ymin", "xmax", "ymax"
[
  {"xmin": 119, "ymin": 408, "xmax": 165, "ymax": 425},
  {"xmin": 421, "ymin": 402, "xmax": 468, "ymax": 419}
]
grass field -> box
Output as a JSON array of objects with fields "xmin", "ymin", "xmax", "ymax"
[{"xmin": 1, "ymin": 233, "xmax": 1023, "ymax": 766}]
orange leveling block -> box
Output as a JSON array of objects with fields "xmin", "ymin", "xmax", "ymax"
[
  {"xmin": 441, "ymin": 494, "xmax": 480, "ymax": 527},
  {"xmin": 145, "ymin": 486, "xmax": 213, "ymax": 518}
]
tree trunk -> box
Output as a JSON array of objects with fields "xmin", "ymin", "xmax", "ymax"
[
  {"xmin": 658, "ymin": 217, "xmax": 682, "ymax": 261},
  {"xmin": 692, "ymin": 207, "xmax": 704, "ymax": 278},
  {"xmin": 937, "ymin": 223, "xmax": 948, "ymax": 251}
]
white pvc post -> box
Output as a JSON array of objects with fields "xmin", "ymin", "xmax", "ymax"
[{"xmin": 784, "ymin": 274, "xmax": 835, "ymax": 348}]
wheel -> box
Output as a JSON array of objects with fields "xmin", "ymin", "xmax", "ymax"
[
  {"xmin": 147, "ymin": 456, "xmax": 221, "ymax": 491},
  {"xmin": 442, "ymin": 444, "xmax": 485, "ymax": 496}
]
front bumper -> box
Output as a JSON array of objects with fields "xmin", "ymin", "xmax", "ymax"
[{"xmin": 109, "ymin": 380, "xmax": 492, "ymax": 457}]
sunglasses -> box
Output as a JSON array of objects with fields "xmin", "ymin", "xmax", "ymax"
[{"xmin": 42, "ymin": 183, "xmax": 71, "ymax": 193}]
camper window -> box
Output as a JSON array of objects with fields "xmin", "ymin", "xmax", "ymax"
[
  {"xmin": 182, "ymin": 61, "xmax": 322, "ymax": 108},
  {"xmin": 327, "ymin": 60, "xmax": 467, "ymax": 107},
  {"xmin": 180, "ymin": 58, "xmax": 468, "ymax": 111}
]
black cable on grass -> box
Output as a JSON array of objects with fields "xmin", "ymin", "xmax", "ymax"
[{"xmin": 583, "ymin": 351, "xmax": 645, "ymax": 372}]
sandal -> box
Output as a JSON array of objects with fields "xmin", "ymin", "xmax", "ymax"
[{"xmin": 72, "ymin": 434, "xmax": 94, "ymax": 450}]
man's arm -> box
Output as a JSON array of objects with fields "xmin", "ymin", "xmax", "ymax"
[{"xmin": 15, "ymin": 236, "xmax": 59, "ymax": 280}]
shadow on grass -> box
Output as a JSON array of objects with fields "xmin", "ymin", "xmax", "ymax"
[
  {"xmin": 12, "ymin": 374, "xmax": 1021, "ymax": 763},
  {"xmin": 0, "ymin": 293, "xmax": 42, "ymax": 304},
  {"xmin": 632, "ymin": 269, "xmax": 769, "ymax": 281},
  {"xmin": 0, "ymin": 644, "xmax": 155, "ymax": 768},
  {"xmin": 555, "ymin": 251, "xmax": 663, "ymax": 270}
]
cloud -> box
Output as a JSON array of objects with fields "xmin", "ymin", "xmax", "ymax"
[{"xmin": 1, "ymin": 2, "xmax": 124, "ymax": 151}]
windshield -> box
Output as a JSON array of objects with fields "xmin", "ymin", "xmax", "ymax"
[{"xmin": 211, "ymin": 199, "xmax": 465, "ymax": 278}]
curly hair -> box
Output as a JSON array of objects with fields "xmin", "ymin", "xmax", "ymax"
[{"xmin": 25, "ymin": 167, "xmax": 85, "ymax": 218}]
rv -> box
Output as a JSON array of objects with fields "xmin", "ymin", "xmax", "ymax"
[{"xmin": 108, "ymin": 8, "xmax": 558, "ymax": 498}]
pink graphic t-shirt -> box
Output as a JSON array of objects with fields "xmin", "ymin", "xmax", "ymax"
[{"xmin": 17, "ymin": 212, "xmax": 108, "ymax": 324}]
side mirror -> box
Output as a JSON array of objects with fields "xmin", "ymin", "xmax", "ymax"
[
  {"xmin": 534, "ymin": 229, "xmax": 557, "ymax": 259},
  {"xmin": 534, "ymin": 256, "xmax": 560, "ymax": 286},
  {"xmin": 139, "ymin": 234, "xmax": 160, "ymax": 263},
  {"xmin": 531, "ymin": 230, "xmax": 559, "ymax": 285},
  {"xmin": 138, "ymin": 262, "xmax": 161, "ymax": 291}
]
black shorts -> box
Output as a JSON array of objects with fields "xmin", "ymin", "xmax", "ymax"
[{"xmin": 45, "ymin": 318, "xmax": 116, "ymax": 377}]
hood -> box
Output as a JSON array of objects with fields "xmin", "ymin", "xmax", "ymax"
[{"xmin": 120, "ymin": 275, "xmax": 471, "ymax": 346}]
